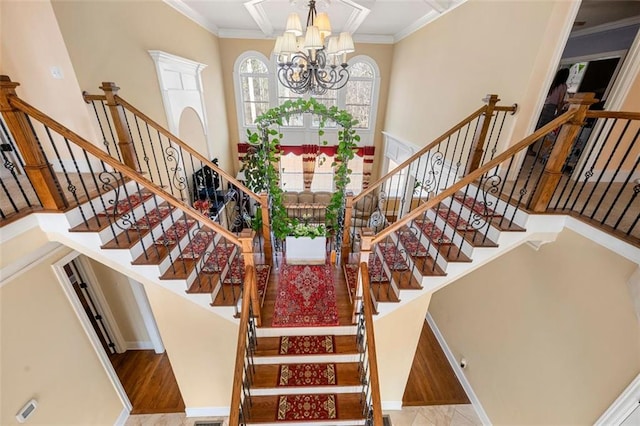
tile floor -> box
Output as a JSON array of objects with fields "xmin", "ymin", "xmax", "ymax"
[{"xmin": 124, "ymin": 404, "xmax": 483, "ymax": 426}]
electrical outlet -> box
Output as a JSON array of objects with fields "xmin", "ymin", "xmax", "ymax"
[{"xmin": 50, "ymin": 66, "xmax": 63, "ymax": 79}]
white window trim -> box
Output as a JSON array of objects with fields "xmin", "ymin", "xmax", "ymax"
[{"xmin": 233, "ymin": 51, "xmax": 273, "ymax": 136}]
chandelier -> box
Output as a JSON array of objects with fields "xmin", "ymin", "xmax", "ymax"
[{"xmin": 273, "ymin": 0, "xmax": 355, "ymax": 95}]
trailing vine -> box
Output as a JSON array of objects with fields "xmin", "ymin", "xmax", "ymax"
[{"xmin": 242, "ymin": 97, "xmax": 360, "ymax": 241}]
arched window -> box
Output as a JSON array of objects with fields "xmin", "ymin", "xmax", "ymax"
[
  {"xmin": 234, "ymin": 53, "xmax": 271, "ymax": 127},
  {"xmin": 343, "ymin": 60, "xmax": 376, "ymax": 129}
]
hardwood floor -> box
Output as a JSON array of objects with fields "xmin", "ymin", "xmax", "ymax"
[
  {"xmin": 402, "ymin": 319, "xmax": 470, "ymax": 406},
  {"xmin": 109, "ymin": 350, "xmax": 185, "ymax": 414}
]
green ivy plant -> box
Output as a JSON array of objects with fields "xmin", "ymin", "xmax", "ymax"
[{"xmin": 243, "ymin": 97, "xmax": 360, "ymax": 241}]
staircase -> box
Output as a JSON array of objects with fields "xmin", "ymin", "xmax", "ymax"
[{"xmin": 2, "ymin": 75, "xmax": 638, "ymax": 426}]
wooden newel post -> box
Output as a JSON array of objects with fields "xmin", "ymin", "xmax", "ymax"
[
  {"xmin": 529, "ymin": 92, "xmax": 597, "ymax": 212},
  {"xmin": 99, "ymin": 82, "xmax": 139, "ymax": 171},
  {"xmin": 466, "ymin": 94, "xmax": 500, "ymax": 175},
  {"xmin": 352, "ymin": 228, "xmax": 374, "ymax": 324},
  {"xmin": 239, "ymin": 228, "xmax": 261, "ymax": 326},
  {"xmin": 341, "ymin": 191, "xmax": 354, "ymax": 265},
  {"xmin": 259, "ymin": 192, "xmax": 272, "ymax": 265},
  {"xmin": 0, "ymin": 76, "xmax": 67, "ymax": 211}
]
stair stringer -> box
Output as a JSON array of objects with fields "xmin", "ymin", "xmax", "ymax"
[
  {"xmin": 33, "ymin": 212, "xmax": 241, "ymax": 324},
  {"xmin": 372, "ymin": 213, "xmax": 566, "ymax": 319}
]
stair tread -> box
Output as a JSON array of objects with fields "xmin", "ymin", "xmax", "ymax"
[
  {"xmin": 254, "ymin": 335, "xmax": 359, "ymax": 357},
  {"xmin": 131, "ymin": 216, "xmax": 196, "ymax": 265},
  {"xmin": 69, "ymin": 190, "xmax": 154, "ymax": 233},
  {"xmin": 101, "ymin": 203, "xmax": 174, "ymax": 249},
  {"xmin": 391, "ymin": 270, "xmax": 422, "ymax": 290},
  {"xmin": 186, "ymin": 273, "xmax": 220, "ymax": 294},
  {"xmin": 245, "ymin": 393, "xmax": 365, "ymax": 423},
  {"xmin": 370, "ymin": 283, "xmax": 400, "ymax": 303},
  {"xmin": 252, "ymin": 362, "xmax": 362, "ymax": 389},
  {"xmin": 410, "ymin": 254, "xmax": 447, "ymax": 276},
  {"xmin": 458, "ymin": 229, "xmax": 499, "ymax": 247}
]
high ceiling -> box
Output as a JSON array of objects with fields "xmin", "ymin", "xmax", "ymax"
[
  {"xmin": 164, "ymin": 0, "xmax": 640, "ymax": 44},
  {"xmin": 165, "ymin": 0, "xmax": 465, "ymax": 43}
]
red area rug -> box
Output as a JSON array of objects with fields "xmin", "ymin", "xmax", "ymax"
[
  {"xmin": 453, "ymin": 193, "xmax": 499, "ymax": 217},
  {"xmin": 343, "ymin": 263, "xmax": 358, "ymax": 302},
  {"xmin": 435, "ymin": 206, "xmax": 474, "ymax": 231},
  {"xmin": 179, "ymin": 229, "xmax": 216, "ymax": 259},
  {"xmin": 368, "ymin": 254, "xmax": 389, "ymax": 283},
  {"xmin": 135, "ymin": 205, "xmax": 172, "ymax": 229},
  {"xmin": 414, "ymin": 218, "xmax": 452, "ymax": 245},
  {"xmin": 397, "ymin": 228, "xmax": 428, "ymax": 257},
  {"xmin": 379, "ymin": 242, "xmax": 409, "ymax": 270},
  {"xmin": 154, "ymin": 219, "xmax": 195, "ymax": 246},
  {"xmin": 277, "ymin": 394, "xmax": 337, "ymax": 421},
  {"xmin": 100, "ymin": 191, "xmax": 153, "ymax": 216},
  {"xmin": 277, "ymin": 363, "xmax": 337, "ymax": 387},
  {"xmin": 272, "ymin": 263, "xmax": 338, "ymax": 327},
  {"xmin": 279, "ymin": 335, "xmax": 336, "ymax": 355},
  {"xmin": 201, "ymin": 243, "xmax": 236, "ymax": 273}
]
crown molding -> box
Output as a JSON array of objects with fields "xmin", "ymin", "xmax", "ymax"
[
  {"xmin": 218, "ymin": 28, "xmax": 276, "ymax": 40},
  {"xmin": 570, "ymin": 15, "xmax": 640, "ymax": 38},
  {"xmin": 163, "ymin": 0, "xmax": 219, "ymax": 35},
  {"xmin": 394, "ymin": 0, "xmax": 467, "ymax": 42}
]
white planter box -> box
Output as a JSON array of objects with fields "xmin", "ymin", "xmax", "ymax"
[{"xmin": 286, "ymin": 236, "xmax": 326, "ymax": 265}]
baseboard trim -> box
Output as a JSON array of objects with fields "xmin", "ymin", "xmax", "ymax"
[
  {"xmin": 426, "ymin": 313, "xmax": 491, "ymax": 425},
  {"xmin": 381, "ymin": 400, "xmax": 403, "ymax": 411},
  {"xmin": 126, "ymin": 341, "xmax": 155, "ymax": 350},
  {"xmin": 114, "ymin": 407, "xmax": 130, "ymax": 426},
  {"xmin": 185, "ymin": 406, "xmax": 230, "ymax": 417},
  {"xmin": 595, "ymin": 373, "xmax": 640, "ymax": 426}
]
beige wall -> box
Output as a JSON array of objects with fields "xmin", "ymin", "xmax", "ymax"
[
  {"xmin": 1, "ymin": 242, "xmax": 122, "ymax": 425},
  {"xmin": 218, "ymin": 38, "xmax": 394, "ymax": 178},
  {"xmin": 429, "ymin": 230, "xmax": 640, "ymax": 424},
  {"xmin": 88, "ymin": 258, "xmax": 151, "ymax": 346},
  {"xmin": 0, "ymin": 0, "xmax": 99, "ymax": 143},
  {"xmin": 51, "ymin": 0, "xmax": 232, "ymax": 170},
  {"xmin": 142, "ymin": 282, "xmax": 239, "ymax": 408},
  {"xmin": 384, "ymin": 0, "xmax": 576, "ymax": 152}
]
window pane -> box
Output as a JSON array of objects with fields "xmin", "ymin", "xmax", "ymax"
[
  {"xmin": 242, "ymin": 76, "xmax": 269, "ymax": 102},
  {"xmin": 311, "ymin": 95, "xmax": 337, "ymax": 127},
  {"xmin": 347, "ymin": 105, "xmax": 370, "ymax": 128},
  {"xmin": 350, "ymin": 62, "xmax": 374, "ymax": 78},
  {"xmin": 346, "ymin": 156, "xmax": 363, "ymax": 194},
  {"xmin": 280, "ymin": 153, "xmax": 304, "ymax": 192},
  {"xmin": 310, "ymin": 154, "xmax": 334, "ymax": 192},
  {"xmin": 346, "ymin": 80, "xmax": 373, "ymax": 106},
  {"xmin": 243, "ymin": 102, "xmax": 270, "ymax": 126},
  {"xmin": 240, "ymin": 58, "xmax": 268, "ymax": 74}
]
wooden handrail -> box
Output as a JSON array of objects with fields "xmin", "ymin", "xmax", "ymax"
[
  {"xmin": 112, "ymin": 94, "xmax": 262, "ymax": 203},
  {"xmin": 585, "ymin": 110, "xmax": 640, "ymax": 120},
  {"xmin": 360, "ymin": 262, "xmax": 383, "ymax": 426},
  {"xmin": 82, "ymin": 93, "xmax": 107, "ymax": 103},
  {"xmin": 494, "ymin": 104, "xmax": 518, "ymax": 113},
  {"xmin": 8, "ymin": 95, "xmax": 242, "ymax": 247},
  {"xmin": 229, "ymin": 265, "xmax": 256, "ymax": 426},
  {"xmin": 370, "ymin": 109, "xmax": 578, "ymax": 244},
  {"xmin": 354, "ymin": 105, "xmax": 487, "ymax": 203}
]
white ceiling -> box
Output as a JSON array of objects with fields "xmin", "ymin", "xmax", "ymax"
[
  {"xmin": 164, "ymin": 0, "xmax": 465, "ymax": 43},
  {"xmin": 164, "ymin": 0, "xmax": 640, "ymax": 44}
]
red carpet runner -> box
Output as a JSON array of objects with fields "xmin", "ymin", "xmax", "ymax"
[
  {"xmin": 279, "ymin": 335, "xmax": 336, "ymax": 355},
  {"xmin": 272, "ymin": 263, "xmax": 338, "ymax": 327},
  {"xmin": 277, "ymin": 394, "xmax": 337, "ymax": 421},
  {"xmin": 277, "ymin": 363, "xmax": 337, "ymax": 386}
]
